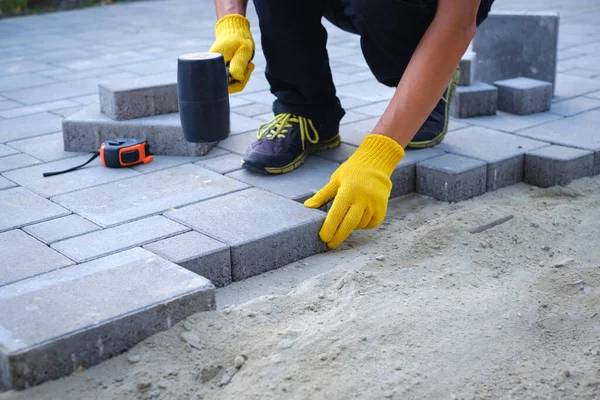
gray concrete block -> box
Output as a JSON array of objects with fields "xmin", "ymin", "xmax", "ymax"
[
  {"xmin": 0, "ymin": 176, "xmax": 16, "ymax": 190},
  {"xmin": 524, "ymin": 145, "xmax": 594, "ymax": 188},
  {"xmin": 473, "ymin": 11, "xmax": 559, "ymax": 93},
  {"xmin": 416, "ymin": 154, "xmax": 487, "ymax": 203},
  {"xmin": 436, "ymin": 126, "xmax": 549, "ymax": 191},
  {"xmin": 0, "ymin": 187, "xmax": 69, "ymax": 233},
  {"xmin": 391, "ymin": 148, "xmax": 447, "ymax": 198},
  {"xmin": 450, "ymin": 81, "xmax": 497, "ymax": 118},
  {"xmin": 196, "ymin": 153, "xmax": 244, "ymax": 174},
  {"xmin": 62, "ymin": 103, "xmax": 217, "ymax": 157},
  {"xmin": 0, "ymin": 248, "xmax": 215, "ymax": 391},
  {"xmin": 0, "ymin": 230, "xmax": 74, "ymax": 287},
  {"xmin": 23, "ymin": 214, "xmax": 101, "ymax": 244},
  {"xmin": 0, "ymin": 153, "xmax": 41, "ymax": 173},
  {"xmin": 167, "ymin": 188, "xmax": 327, "ymax": 281},
  {"xmin": 459, "ymin": 52, "xmax": 475, "ymax": 86},
  {"xmin": 144, "ymin": 231, "xmax": 232, "ymax": 287},
  {"xmin": 0, "ymin": 113, "xmax": 63, "ymax": 143},
  {"xmin": 53, "ymin": 164, "xmax": 249, "ymax": 227},
  {"xmin": 494, "ymin": 78, "xmax": 553, "ymax": 115},
  {"xmin": 6, "ymin": 132, "xmax": 86, "ymax": 163},
  {"xmin": 99, "ymin": 73, "xmax": 178, "ymax": 120},
  {"xmin": 0, "ymin": 144, "xmax": 19, "ymax": 158},
  {"xmin": 51, "ymin": 215, "xmax": 189, "ymax": 263}
]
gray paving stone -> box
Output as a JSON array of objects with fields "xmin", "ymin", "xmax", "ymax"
[
  {"xmin": 0, "ymin": 247, "xmax": 215, "ymax": 391},
  {"xmin": 459, "ymin": 52, "xmax": 475, "ymax": 86},
  {"xmin": 130, "ymin": 155, "xmax": 203, "ymax": 174},
  {"xmin": 314, "ymin": 143, "xmax": 358, "ymax": 163},
  {"xmin": 524, "ymin": 145, "xmax": 594, "ymax": 188},
  {"xmin": 52, "ymin": 164, "xmax": 249, "ymax": 227},
  {"xmin": 549, "ymin": 96, "xmax": 600, "ymax": 117},
  {"xmin": 23, "ymin": 214, "xmax": 101, "ymax": 244},
  {"xmin": 196, "ymin": 153, "xmax": 244, "ymax": 174},
  {"xmin": 460, "ymin": 110, "xmax": 563, "ymax": 133},
  {"xmin": 6, "ymin": 132, "xmax": 86, "ymax": 163},
  {"xmin": 436, "ymin": 126, "xmax": 549, "ymax": 191},
  {"xmin": 554, "ymin": 74, "xmax": 600, "ymax": 101},
  {"xmin": 450, "ymin": 81, "xmax": 498, "ymax": 118},
  {"xmin": 473, "ymin": 11, "xmax": 559, "ymax": 91},
  {"xmin": 337, "ymin": 80, "xmax": 396, "ymax": 102},
  {"xmin": 56, "ymin": 50, "xmax": 154, "ymax": 72},
  {"xmin": 0, "ymin": 73, "xmax": 56, "ymax": 92},
  {"xmin": 416, "ymin": 154, "xmax": 487, "ymax": 203},
  {"xmin": 144, "ymin": 231, "xmax": 232, "ymax": 287},
  {"xmin": 52, "ymin": 215, "xmax": 188, "ymax": 262},
  {"xmin": 0, "ymin": 176, "xmax": 16, "ymax": 190},
  {"xmin": 0, "ymin": 60, "xmax": 51, "ymax": 76},
  {"xmin": 117, "ymin": 58, "xmax": 176, "ymax": 76},
  {"xmin": 0, "ymin": 230, "xmax": 74, "ymax": 287},
  {"xmin": 50, "ymin": 105, "xmax": 84, "ymax": 118},
  {"xmin": 231, "ymin": 102, "xmax": 273, "ymax": 118},
  {"xmin": 3, "ymin": 155, "xmax": 140, "ymax": 198},
  {"xmin": 339, "ymin": 117, "xmax": 379, "ymax": 147},
  {"xmin": 216, "ymin": 131, "xmax": 256, "ymax": 155},
  {"xmin": 494, "ymin": 78, "xmax": 553, "ymax": 115},
  {"xmin": 0, "ymin": 187, "xmax": 69, "ymax": 232},
  {"xmin": 0, "ymin": 153, "xmax": 41, "ymax": 173},
  {"xmin": 0, "ymin": 112, "xmax": 63, "ymax": 143},
  {"xmin": 0, "ymin": 144, "xmax": 18, "ymax": 158},
  {"xmin": 586, "ymin": 90, "xmax": 600, "ymax": 100},
  {"xmin": 167, "ymin": 188, "xmax": 327, "ymax": 281},
  {"xmin": 0, "ymin": 99, "xmax": 79, "ymax": 119},
  {"xmin": 71, "ymin": 94, "xmax": 102, "ymax": 106},
  {"xmin": 391, "ymin": 148, "xmax": 447, "ymax": 198},
  {"xmin": 0, "ymin": 100, "xmax": 21, "ymax": 111}
]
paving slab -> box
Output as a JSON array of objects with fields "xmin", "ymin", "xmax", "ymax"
[
  {"xmin": 0, "ymin": 144, "xmax": 19, "ymax": 158},
  {"xmin": 52, "ymin": 163, "xmax": 249, "ymax": 227},
  {"xmin": 144, "ymin": 231, "xmax": 232, "ymax": 287},
  {"xmin": 216, "ymin": 131, "xmax": 256, "ymax": 155},
  {"xmin": 56, "ymin": 50, "xmax": 154, "ymax": 72},
  {"xmin": 549, "ymin": 97, "xmax": 600, "ymax": 117},
  {"xmin": 23, "ymin": 214, "xmax": 101, "ymax": 244},
  {"xmin": 130, "ymin": 155, "xmax": 202, "ymax": 174},
  {"xmin": 459, "ymin": 110, "xmax": 563, "ymax": 133},
  {"xmin": 196, "ymin": 153, "xmax": 244, "ymax": 174},
  {"xmin": 0, "ymin": 153, "xmax": 42, "ymax": 173},
  {"xmin": 0, "ymin": 99, "xmax": 79, "ymax": 119},
  {"xmin": 314, "ymin": 143, "xmax": 359, "ymax": 163},
  {"xmin": 6, "ymin": 132, "xmax": 86, "ymax": 163},
  {"xmin": 337, "ymin": 80, "xmax": 396, "ymax": 102},
  {"xmin": 0, "ymin": 248, "xmax": 215, "ymax": 391},
  {"xmin": 416, "ymin": 154, "xmax": 487, "ymax": 203},
  {"xmin": 0, "ymin": 176, "xmax": 16, "ymax": 190},
  {"xmin": 494, "ymin": 78, "xmax": 553, "ymax": 115},
  {"xmin": 524, "ymin": 145, "xmax": 594, "ymax": 188},
  {"xmin": 0, "ymin": 230, "xmax": 74, "ymax": 287},
  {"xmin": 450, "ymin": 81, "xmax": 497, "ymax": 118},
  {"xmin": 167, "ymin": 188, "xmax": 327, "ymax": 281},
  {"xmin": 50, "ymin": 105, "xmax": 84, "ymax": 118},
  {"xmin": 0, "ymin": 100, "xmax": 21, "ymax": 111},
  {"xmin": 231, "ymin": 103, "xmax": 273, "ymax": 118},
  {"xmin": 436, "ymin": 126, "xmax": 549, "ymax": 191},
  {"xmin": 553, "ymin": 74, "xmax": 600, "ymax": 101},
  {"xmin": 0, "ymin": 73, "xmax": 56, "ymax": 92},
  {"xmin": 391, "ymin": 148, "xmax": 447, "ymax": 198},
  {"xmin": 0, "ymin": 187, "xmax": 69, "ymax": 232},
  {"xmin": 459, "ymin": 52, "xmax": 475, "ymax": 86},
  {"xmin": 338, "ymin": 117, "xmax": 378, "ymax": 147},
  {"xmin": 0, "ymin": 60, "xmax": 51, "ymax": 76},
  {"xmin": 0, "ymin": 113, "xmax": 63, "ymax": 143}
]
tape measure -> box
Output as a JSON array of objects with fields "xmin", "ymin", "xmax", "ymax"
[{"xmin": 43, "ymin": 138, "xmax": 153, "ymax": 177}]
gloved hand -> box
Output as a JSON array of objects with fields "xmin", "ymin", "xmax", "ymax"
[
  {"xmin": 304, "ymin": 134, "xmax": 405, "ymax": 249},
  {"xmin": 209, "ymin": 14, "xmax": 255, "ymax": 94}
]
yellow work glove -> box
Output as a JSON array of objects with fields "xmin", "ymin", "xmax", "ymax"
[
  {"xmin": 304, "ymin": 134, "xmax": 405, "ymax": 249},
  {"xmin": 209, "ymin": 14, "xmax": 255, "ymax": 94}
]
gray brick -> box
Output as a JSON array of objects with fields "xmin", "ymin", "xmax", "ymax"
[
  {"xmin": 231, "ymin": 103, "xmax": 273, "ymax": 118},
  {"xmin": 0, "ymin": 144, "xmax": 18, "ymax": 158},
  {"xmin": 216, "ymin": 131, "xmax": 256, "ymax": 154},
  {"xmin": 130, "ymin": 155, "xmax": 201, "ymax": 174},
  {"xmin": 554, "ymin": 74, "xmax": 600, "ymax": 101},
  {"xmin": 416, "ymin": 154, "xmax": 487, "ymax": 203},
  {"xmin": 144, "ymin": 231, "xmax": 232, "ymax": 287},
  {"xmin": 459, "ymin": 52, "xmax": 475, "ymax": 86},
  {"xmin": 167, "ymin": 188, "xmax": 327, "ymax": 281},
  {"xmin": 52, "ymin": 164, "xmax": 249, "ymax": 227},
  {"xmin": 196, "ymin": 153, "xmax": 244, "ymax": 174},
  {"xmin": 117, "ymin": 59, "xmax": 175, "ymax": 76},
  {"xmin": 0, "ymin": 73, "xmax": 56, "ymax": 92},
  {"xmin": 99, "ymin": 73, "xmax": 178, "ymax": 120},
  {"xmin": 56, "ymin": 50, "xmax": 154, "ymax": 71},
  {"xmin": 315, "ymin": 143, "xmax": 358, "ymax": 163},
  {"xmin": 0, "ymin": 248, "xmax": 215, "ymax": 391},
  {"xmin": 0, "ymin": 176, "xmax": 16, "ymax": 190},
  {"xmin": 0, "ymin": 153, "xmax": 41, "ymax": 172},
  {"xmin": 459, "ymin": 110, "xmax": 562, "ymax": 133},
  {"xmin": 436, "ymin": 126, "xmax": 549, "ymax": 191},
  {"xmin": 0, "ymin": 60, "xmax": 51, "ymax": 76},
  {"xmin": 0, "ymin": 100, "xmax": 20, "ymax": 111},
  {"xmin": 50, "ymin": 105, "xmax": 84, "ymax": 118},
  {"xmin": 450, "ymin": 81, "xmax": 498, "ymax": 118},
  {"xmin": 0, "ymin": 187, "xmax": 69, "ymax": 232},
  {"xmin": 524, "ymin": 145, "xmax": 594, "ymax": 188},
  {"xmin": 549, "ymin": 97, "xmax": 600, "ymax": 117},
  {"xmin": 494, "ymin": 78, "xmax": 553, "ymax": 115},
  {"xmin": 71, "ymin": 94, "xmax": 102, "ymax": 106},
  {"xmin": 391, "ymin": 148, "xmax": 446, "ymax": 198},
  {"xmin": 51, "ymin": 215, "xmax": 188, "ymax": 262},
  {"xmin": 0, "ymin": 230, "xmax": 74, "ymax": 287},
  {"xmin": 0, "ymin": 112, "xmax": 63, "ymax": 143},
  {"xmin": 337, "ymin": 80, "xmax": 395, "ymax": 102},
  {"xmin": 6, "ymin": 132, "xmax": 86, "ymax": 163},
  {"xmin": 0, "ymin": 99, "xmax": 79, "ymax": 119},
  {"xmin": 339, "ymin": 117, "xmax": 379, "ymax": 147},
  {"xmin": 23, "ymin": 214, "xmax": 101, "ymax": 244}
]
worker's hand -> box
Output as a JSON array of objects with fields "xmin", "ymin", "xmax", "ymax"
[
  {"xmin": 304, "ymin": 134, "xmax": 405, "ymax": 249},
  {"xmin": 209, "ymin": 14, "xmax": 255, "ymax": 94}
]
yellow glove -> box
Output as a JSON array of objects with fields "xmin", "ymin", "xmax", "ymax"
[
  {"xmin": 209, "ymin": 14, "xmax": 255, "ymax": 94},
  {"xmin": 304, "ymin": 134, "xmax": 405, "ymax": 249}
]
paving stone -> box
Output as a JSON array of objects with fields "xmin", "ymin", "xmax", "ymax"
[
  {"xmin": 0, "ymin": 230, "xmax": 74, "ymax": 287},
  {"xmin": 0, "ymin": 187, "xmax": 69, "ymax": 232},
  {"xmin": 314, "ymin": 143, "xmax": 358, "ymax": 163},
  {"xmin": 338, "ymin": 117, "xmax": 379, "ymax": 147},
  {"xmin": 0, "ymin": 176, "xmax": 16, "ymax": 190},
  {"xmin": 117, "ymin": 58, "xmax": 176, "ymax": 76},
  {"xmin": 560, "ymin": 68, "xmax": 600, "ymax": 79},
  {"xmin": 450, "ymin": 81, "xmax": 497, "ymax": 118},
  {"xmin": 167, "ymin": 188, "xmax": 327, "ymax": 281},
  {"xmin": 436, "ymin": 126, "xmax": 549, "ymax": 191},
  {"xmin": 460, "ymin": 110, "xmax": 563, "ymax": 133},
  {"xmin": 52, "ymin": 164, "xmax": 249, "ymax": 227},
  {"xmin": 231, "ymin": 103, "xmax": 273, "ymax": 118},
  {"xmin": 0, "ymin": 153, "xmax": 41, "ymax": 172},
  {"xmin": 23, "ymin": 214, "xmax": 101, "ymax": 244},
  {"xmin": 0, "ymin": 99, "xmax": 79, "ymax": 119},
  {"xmin": 0, "ymin": 73, "xmax": 56, "ymax": 92},
  {"xmin": 50, "ymin": 105, "xmax": 84, "ymax": 118},
  {"xmin": 473, "ymin": 11, "xmax": 559, "ymax": 91},
  {"xmin": 130, "ymin": 155, "xmax": 202, "ymax": 174},
  {"xmin": 524, "ymin": 145, "xmax": 594, "ymax": 188},
  {"xmin": 6, "ymin": 132, "xmax": 86, "ymax": 163},
  {"xmin": 416, "ymin": 154, "xmax": 487, "ymax": 203},
  {"xmin": 144, "ymin": 231, "xmax": 232, "ymax": 287},
  {"xmin": 553, "ymin": 74, "xmax": 600, "ymax": 100},
  {"xmin": 494, "ymin": 78, "xmax": 553, "ymax": 115},
  {"xmin": 391, "ymin": 148, "xmax": 447, "ymax": 198},
  {"xmin": 0, "ymin": 60, "xmax": 51, "ymax": 76},
  {"xmin": 52, "ymin": 215, "xmax": 188, "ymax": 262},
  {"xmin": 586, "ymin": 90, "xmax": 600, "ymax": 100},
  {"xmin": 0, "ymin": 247, "xmax": 215, "ymax": 391},
  {"xmin": 0, "ymin": 100, "xmax": 21, "ymax": 111},
  {"xmin": 56, "ymin": 50, "xmax": 154, "ymax": 72},
  {"xmin": 549, "ymin": 96, "xmax": 600, "ymax": 117},
  {"xmin": 337, "ymin": 80, "xmax": 395, "ymax": 102},
  {"xmin": 196, "ymin": 153, "xmax": 244, "ymax": 174},
  {"xmin": 0, "ymin": 112, "xmax": 63, "ymax": 143},
  {"xmin": 216, "ymin": 131, "xmax": 256, "ymax": 155},
  {"xmin": 0, "ymin": 144, "xmax": 18, "ymax": 158},
  {"xmin": 459, "ymin": 52, "xmax": 476, "ymax": 86}
]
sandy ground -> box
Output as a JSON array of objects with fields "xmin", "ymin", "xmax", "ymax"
[{"xmin": 2, "ymin": 176, "xmax": 600, "ymax": 400}]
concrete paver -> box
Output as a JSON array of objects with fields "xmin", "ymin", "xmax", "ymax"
[
  {"xmin": 494, "ymin": 77, "xmax": 553, "ymax": 115},
  {"xmin": 0, "ymin": 113, "xmax": 63, "ymax": 143},
  {"xmin": 0, "ymin": 99, "xmax": 79, "ymax": 119},
  {"xmin": 196, "ymin": 153, "xmax": 244, "ymax": 175},
  {"xmin": 0, "ymin": 187, "xmax": 69, "ymax": 232},
  {"xmin": 6, "ymin": 132, "xmax": 86, "ymax": 162},
  {"xmin": 23, "ymin": 214, "xmax": 101, "ymax": 244},
  {"xmin": 450, "ymin": 81, "xmax": 498, "ymax": 118},
  {"xmin": 0, "ymin": 176, "xmax": 16, "ymax": 190},
  {"xmin": 525, "ymin": 145, "xmax": 594, "ymax": 188},
  {"xmin": 0, "ymin": 153, "xmax": 42, "ymax": 173},
  {"xmin": 0, "ymin": 144, "xmax": 19, "ymax": 158}
]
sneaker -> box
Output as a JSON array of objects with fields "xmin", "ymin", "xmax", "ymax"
[
  {"xmin": 408, "ymin": 68, "xmax": 461, "ymax": 149},
  {"xmin": 241, "ymin": 113, "xmax": 341, "ymax": 174}
]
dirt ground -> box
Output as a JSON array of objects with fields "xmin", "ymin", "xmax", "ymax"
[{"xmin": 2, "ymin": 176, "xmax": 600, "ymax": 400}]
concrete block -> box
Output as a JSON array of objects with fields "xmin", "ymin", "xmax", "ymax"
[
  {"xmin": 99, "ymin": 73, "xmax": 178, "ymax": 120},
  {"xmin": 436, "ymin": 126, "xmax": 549, "ymax": 191},
  {"xmin": 6, "ymin": 132, "xmax": 86, "ymax": 163},
  {"xmin": 416, "ymin": 154, "xmax": 487, "ymax": 203},
  {"xmin": 549, "ymin": 97, "xmax": 600, "ymax": 117},
  {"xmin": 0, "ymin": 144, "xmax": 19, "ymax": 158},
  {"xmin": 459, "ymin": 52, "xmax": 475, "ymax": 86},
  {"xmin": 314, "ymin": 143, "xmax": 358, "ymax": 163},
  {"xmin": 0, "ymin": 113, "xmax": 63, "ymax": 143},
  {"xmin": 23, "ymin": 214, "xmax": 101, "ymax": 244},
  {"xmin": 0, "ymin": 176, "xmax": 16, "ymax": 190},
  {"xmin": 0, "ymin": 230, "xmax": 74, "ymax": 287},
  {"xmin": 52, "ymin": 164, "xmax": 249, "ymax": 227},
  {"xmin": 51, "ymin": 215, "xmax": 189, "ymax": 263},
  {"xmin": 196, "ymin": 153, "xmax": 244, "ymax": 175},
  {"xmin": 391, "ymin": 148, "xmax": 447, "ymax": 198},
  {"xmin": 0, "ymin": 73, "xmax": 56, "ymax": 93},
  {"xmin": 525, "ymin": 145, "xmax": 594, "ymax": 188},
  {"xmin": 0, "ymin": 153, "xmax": 41, "ymax": 173},
  {"xmin": 0, "ymin": 100, "xmax": 78, "ymax": 119},
  {"xmin": 0, "ymin": 248, "xmax": 215, "ymax": 391},
  {"xmin": 450, "ymin": 81, "xmax": 497, "ymax": 118},
  {"xmin": 0, "ymin": 187, "xmax": 69, "ymax": 233},
  {"xmin": 167, "ymin": 188, "xmax": 327, "ymax": 281},
  {"xmin": 216, "ymin": 131, "xmax": 256, "ymax": 155},
  {"xmin": 473, "ymin": 11, "xmax": 559, "ymax": 92},
  {"xmin": 144, "ymin": 231, "xmax": 232, "ymax": 287},
  {"xmin": 494, "ymin": 78, "xmax": 553, "ymax": 115},
  {"xmin": 553, "ymin": 74, "xmax": 600, "ymax": 101}
]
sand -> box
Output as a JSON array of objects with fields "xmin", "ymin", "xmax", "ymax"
[{"xmin": 2, "ymin": 176, "xmax": 600, "ymax": 400}]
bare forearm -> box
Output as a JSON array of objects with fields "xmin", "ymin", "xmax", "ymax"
[{"xmin": 213, "ymin": 0, "xmax": 248, "ymax": 18}]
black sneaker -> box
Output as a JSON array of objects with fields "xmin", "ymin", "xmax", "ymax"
[
  {"xmin": 408, "ymin": 68, "xmax": 460, "ymax": 149},
  {"xmin": 241, "ymin": 113, "xmax": 341, "ymax": 174}
]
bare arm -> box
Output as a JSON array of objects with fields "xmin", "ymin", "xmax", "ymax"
[
  {"xmin": 213, "ymin": 0, "xmax": 248, "ymax": 18},
  {"xmin": 373, "ymin": 0, "xmax": 481, "ymax": 147}
]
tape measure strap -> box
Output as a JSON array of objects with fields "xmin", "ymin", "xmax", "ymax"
[{"xmin": 42, "ymin": 152, "xmax": 100, "ymax": 177}]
